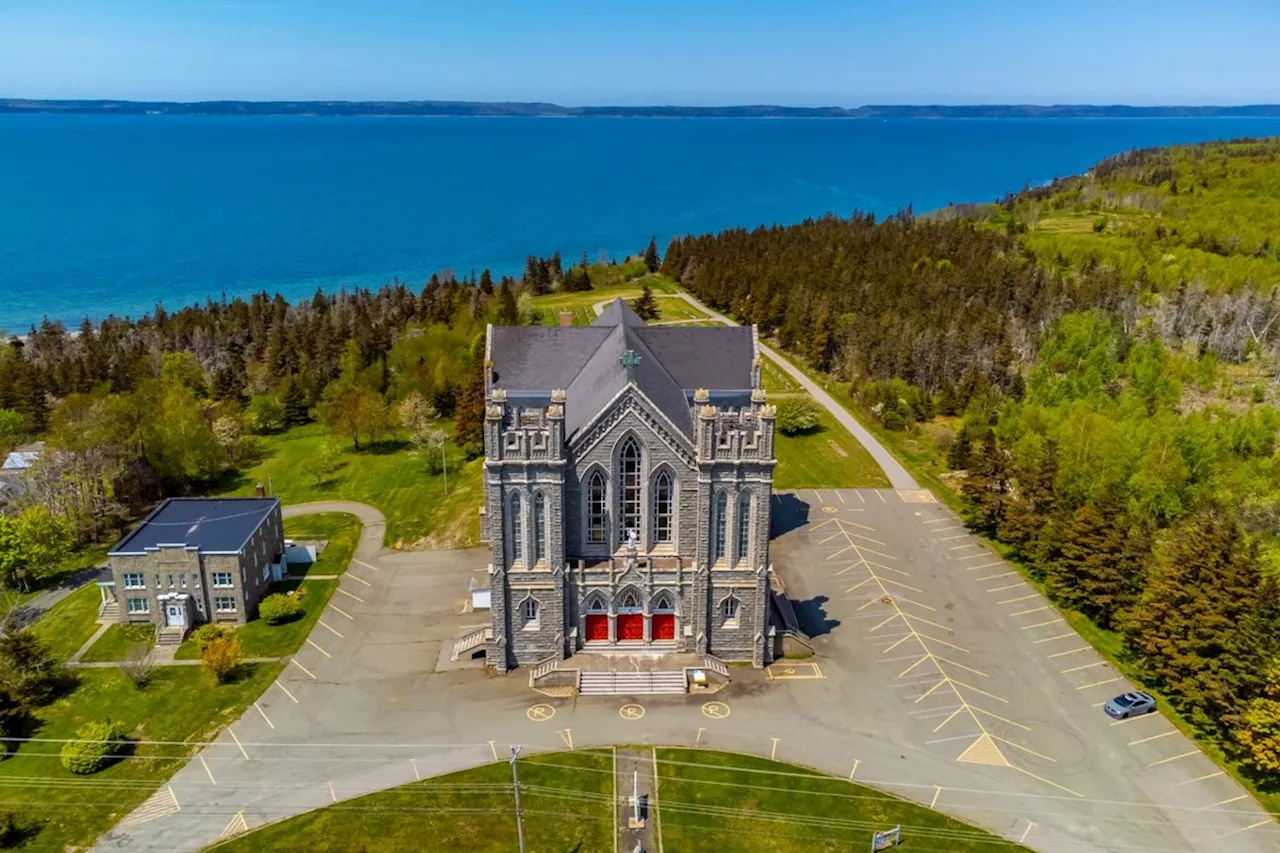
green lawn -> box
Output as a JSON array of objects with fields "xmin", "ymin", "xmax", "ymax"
[
  {"xmin": 31, "ymin": 583, "xmax": 104, "ymax": 662},
  {"xmin": 208, "ymin": 750, "xmax": 615, "ymax": 853},
  {"xmin": 760, "ymin": 355, "xmax": 802, "ymax": 393},
  {"xmin": 2, "ymin": 663, "xmax": 283, "ymax": 852},
  {"xmin": 80, "ymin": 623, "xmax": 155, "ymax": 663},
  {"xmin": 655, "ymin": 749, "xmax": 1029, "ymax": 853},
  {"xmin": 282, "ymin": 512, "xmax": 361, "ymax": 576},
  {"xmin": 530, "ymin": 274, "xmax": 690, "ymax": 325},
  {"xmin": 773, "ymin": 407, "xmax": 890, "ymax": 489},
  {"xmin": 174, "ymin": 579, "xmax": 338, "ymax": 660},
  {"xmin": 228, "ymin": 424, "xmax": 482, "ymax": 548}
]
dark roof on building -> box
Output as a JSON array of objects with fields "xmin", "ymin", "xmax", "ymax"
[
  {"xmin": 109, "ymin": 497, "xmax": 280, "ymax": 555},
  {"xmin": 489, "ymin": 298, "xmax": 755, "ymax": 440}
]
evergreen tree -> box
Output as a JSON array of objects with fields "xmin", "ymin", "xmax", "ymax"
[
  {"xmin": 479, "ymin": 269, "xmax": 494, "ymax": 296},
  {"xmin": 997, "ymin": 443, "xmax": 1059, "ymax": 570},
  {"xmin": 453, "ymin": 354, "xmax": 487, "ymax": 456},
  {"xmin": 643, "ymin": 236, "xmax": 660, "ymax": 272},
  {"xmin": 946, "ymin": 428, "xmax": 972, "ymax": 470},
  {"xmin": 0, "ymin": 626, "xmax": 60, "ymax": 714},
  {"xmin": 1046, "ymin": 494, "xmax": 1144, "ymax": 628},
  {"xmin": 960, "ymin": 429, "xmax": 1008, "ymax": 534},
  {"xmin": 1121, "ymin": 508, "xmax": 1272, "ymax": 736},
  {"xmin": 497, "ymin": 279, "xmax": 520, "ymax": 326},
  {"xmin": 631, "ymin": 284, "xmax": 659, "ymax": 321}
]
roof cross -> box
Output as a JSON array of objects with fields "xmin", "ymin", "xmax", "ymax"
[{"xmin": 619, "ymin": 349, "xmax": 641, "ymax": 382}]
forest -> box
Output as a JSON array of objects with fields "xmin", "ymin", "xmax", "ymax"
[{"xmin": 662, "ymin": 137, "xmax": 1280, "ymax": 786}]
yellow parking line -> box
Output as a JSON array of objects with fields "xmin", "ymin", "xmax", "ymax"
[
  {"xmin": 988, "ymin": 582, "xmax": 1022, "ymax": 592},
  {"xmin": 1201, "ymin": 795, "xmax": 1248, "ymax": 810},
  {"xmin": 949, "ymin": 544, "xmax": 980, "ymax": 551},
  {"xmin": 1220, "ymin": 819, "xmax": 1272, "ymax": 838},
  {"xmin": 956, "ymin": 553, "xmax": 990, "ymax": 561},
  {"xmin": 1076, "ymin": 676, "xmax": 1122, "ymax": 690},
  {"xmin": 1110, "ymin": 712, "xmax": 1160, "ymax": 726},
  {"xmin": 1130, "ymin": 730, "xmax": 1177, "ymax": 745},
  {"xmin": 895, "ymin": 597, "xmax": 938, "ymax": 612},
  {"xmin": 939, "ymin": 534, "xmax": 968, "ymax": 541},
  {"xmin": 1021, "ymin": 619, "xmax": 1062, "ymax": 630},
  {"xmin": 305, "ymin": 638, "xmax": 331, "ymax": 658},
  {"xmin": 1149, "ymin": 750, "xmax": 1198, "ymax": 766},
  {"xmin": 977, "ymin": 572, "xmax": 1016, "ymax": 582},
  {"xmin": 352, "ymin": 558, "xmax": 380, "ymax": 573},
  {"xmin": 1061, "ymin": 661, "xmax": 1108, "ymax": 674},
  {"xmin": 1046, "ymin": 647, "xmax": 1090, "ymax": 659},
  {"xmin": 999, "ymin": 594, "xmax": 1040, "ymax": 605},
  {"xmin": 336, "ymin": 588, "xmax": 364, "ymax": 603},
  {"xmin": 347, "ymin": 573, "xmax": 372, "ymax": 587},
  {"xmin": 1010, "ymin": 605, "xmax": 1050, "ymax": 617},
  {"xmin": 290, "ymin": 658, "xmax": 318, "ymax": 680}
]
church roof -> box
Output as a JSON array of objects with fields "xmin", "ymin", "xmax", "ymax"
[{"xmin": 488, "ymin": 297, "xmax": 755, "ymax": 439}]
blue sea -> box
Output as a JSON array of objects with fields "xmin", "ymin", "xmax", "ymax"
[{"xmin": 3, "ymin": 114, "xmax": 1280, "ymax": 332}]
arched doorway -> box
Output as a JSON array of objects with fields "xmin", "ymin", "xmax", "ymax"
[
  {"xmin": 584, "ymin": 595, "xmax": 609, "ymax": 642},
  {"xmin": 616, "ymin": 589, "xmax": 644, "ymax": 642},
  {"xmin": 651, "ymin": 592, "xmax": 676, "ymax": 641}
]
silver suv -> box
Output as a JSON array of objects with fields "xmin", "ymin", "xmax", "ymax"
[{"xmin": 1104, "ymin": 691, "xmax": 1156, "ymax": 719}]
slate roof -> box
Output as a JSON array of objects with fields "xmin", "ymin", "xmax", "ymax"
[
  {"xmin": 110, "ymin": 497, "xmax": 280, "ymax": 555},
  {"xmin": 489, "ymin": 298, "xmax": 755, "ymax": 440}
]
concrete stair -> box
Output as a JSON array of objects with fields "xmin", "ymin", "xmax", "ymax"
[
  {"xmin": 156, "ymin": 627, "xmax": 184, "ymax": 646},
  {"xmin": 579, "ymin": 670, "xmax": 687, "ymax": 696},
  {"xmin": 98, "ymin": 601, "xmax": 120, "ymax": 621}
]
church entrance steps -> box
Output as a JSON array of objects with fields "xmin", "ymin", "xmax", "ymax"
[
  {"xmin": 579, "ymin": 670, "xmax": 688, "ymax": 696},
  {"xmin": 450, "ymin": 626, "xmax": 492, "ymax": 661},
  {"xmin": 533, "ymin": 684, "xmax": 577, "ymax": 698}
]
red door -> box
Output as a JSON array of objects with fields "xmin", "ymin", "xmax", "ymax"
[
  {"xmin": 585, "ymin": 614, "xmax": 609, "ymax": 642},
  {"xmin": 652, "ymin": 614, "xmax": 675, "ymax": 641},
  {"xmin": 617, "ymin": 613, "xmax": 644, "ymax": 641}
]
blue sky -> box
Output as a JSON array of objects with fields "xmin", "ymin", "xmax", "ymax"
[{"xmin": 1, "ymin": 0, "xmax": 1276, "ymax": 104}]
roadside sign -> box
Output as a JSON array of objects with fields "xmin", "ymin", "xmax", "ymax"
[{"xmin": 871, "ymin": 825, "xmax": 901, "ymax": 851}]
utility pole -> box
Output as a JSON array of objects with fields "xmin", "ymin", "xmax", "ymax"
[
  {"xmin": 510, "ymin": 746, "xmax": 526, "ymax": 853},
  {"xmin": 442, "ymin": 442, "xmax": 448, "ymax": 495}
]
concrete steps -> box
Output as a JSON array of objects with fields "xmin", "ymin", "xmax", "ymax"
[
  {"xmin": 579, "ymin": 670, "xmax": 687, "ymax": 696},
  {"xmin": 98, "ymin": 602, "xmax": 120, "ymax": 621},
  {"xmin": 156, "ymin": 627, "xmax": 184, "ymax": 646}
]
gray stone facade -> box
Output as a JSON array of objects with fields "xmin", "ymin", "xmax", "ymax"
[
  {"xmin": 483, "ymin": 300, "xmax": 776, "ymax": 672},
  {"xmin": 106, "ymin": 498, "xmax": 284, "ymax": 632}
]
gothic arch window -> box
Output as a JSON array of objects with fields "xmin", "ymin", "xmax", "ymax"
[
  {"xmin": 712, "ymin": 491, "xmax": 728, "ymax": 564},
  {"xmin": 509, "ymin": 493, "xmax": 524, "ymax": 564},
  {"xmin": 652, "ymin": 470, "xmax": 674, "ymax": 546},
  {"xmin": 736, "ymin": 490, "xmax": 752, "ymax": 566},
  {"xmin": 587, "ymin": 470, "xmax": 607, "ymax": 545},
  {"xmin": 533, "ymin": 492, "xmax": 547, "ymax": 564},
  {"xmin": 585, "ymin": 593, "xmax": 608, "ymax": 614},
  {"xmin": 618, "ymin": 437, "xmax": 643, "ymax": 543},
  {"xmin": 720, "ymin": 595, "xmax": 740, "ymax": 626},
  {"xmin": 617, "ymin": 589, "xmax": 642, "ymax": 612},
  {"xmin": 652, "ymin": 592, "xmax": 675, "ymax": 613},
  {"xmin": 520, "ymin": 597, "xmax": 540, "ymax": 630}
]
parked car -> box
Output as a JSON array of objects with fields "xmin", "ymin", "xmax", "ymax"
[{"xmin": 1104, "ymin": 691, "xmax": 1156, "ymax": 719}]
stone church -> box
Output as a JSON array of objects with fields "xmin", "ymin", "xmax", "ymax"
[{"xmin": 482, "ymin": 298, "xmax": 777, "ymax": 672}]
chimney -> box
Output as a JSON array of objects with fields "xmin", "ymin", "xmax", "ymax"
[
  {"xmin": 558, "ymin": 310, "xmax": 574, "ymax": 327},
  {"xmin": 255, "ymin": 483, "xmax": 266, "ymax": 498}
]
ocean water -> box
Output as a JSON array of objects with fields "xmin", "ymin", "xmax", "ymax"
[{"xmin": 3, "ymin": 114, "xmax": 1280, "ymax": 332}]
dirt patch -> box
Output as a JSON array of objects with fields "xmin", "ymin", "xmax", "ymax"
[{"xmin": 826, "ymin": 439, "xmax": 848, "ymax": 458}]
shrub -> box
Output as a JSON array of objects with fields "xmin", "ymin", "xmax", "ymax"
[
  {"xmin": 190, "ymin": 623, "xmax": 232, "ymax": 653},
  {"xmin": 121, "ymin": 644, "xmax": 153, "ymax": 688},
  {"xmin": 201, "ymin": 636, "xmax": 242, "ymax": 684},
  {"xmin": 775, "ymin": 399, "xmax": 821, "ymax": 436},
  {"xmin": 60, "ymin": 719, "xmax": 129, "ymax": 775},
  {"xmin": 258, "ymin": 592, "xmax": 304, "ymax": 626}
]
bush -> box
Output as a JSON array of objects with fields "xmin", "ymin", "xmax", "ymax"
[
  {"xmin": 60, "ymin": 719, "xmax": 129, "ymax": 775},
  {"xmin": 258, "ymin": 592, "xmax": 304, "ymax": 625},
  {"xmin": 201, "ymin": 635, "xmax": 243, "ymax": 684},
  {"xmin": 775, "ymin": 399, "xmax": 821, "ymax": 435},
  {"xmin": 190, "ymin": 623, "xmax": 232, "ymax": 653}
]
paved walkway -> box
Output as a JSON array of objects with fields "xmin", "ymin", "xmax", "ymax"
[{"xmin": 593, "ymin": 291, "xmax": 919, "ymax": 489}]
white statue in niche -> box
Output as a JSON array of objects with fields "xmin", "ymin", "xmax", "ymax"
[{"xmin": 625, "ymin": 528, "xmax": 639, "ymax": 549}]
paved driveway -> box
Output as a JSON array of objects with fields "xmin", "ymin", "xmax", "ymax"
[{"xmin": 100, "ymin": 494, "xmax": 1278, "ymax": 853}]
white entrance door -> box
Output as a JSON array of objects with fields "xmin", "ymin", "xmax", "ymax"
[{"xmin": 165, "ymin": 603, "xmax": 186, "ymax": 628}]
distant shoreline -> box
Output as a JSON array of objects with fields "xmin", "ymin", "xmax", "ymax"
[{"xmin": 5, "ymin": 99, "xmax": 1280, "ymax": 119}]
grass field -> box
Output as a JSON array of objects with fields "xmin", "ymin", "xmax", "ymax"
[
  {"xmin": 1, "ymin": 663, "xmax": 283, "ymax": 852},
  {"xmin": 760, "ymin": 355, "xmax": 802, "ymax": 394},
  {"xmin": 530, "ymin": 274, "xmax": 693, "ymax": 325},
  {"xmin": 209, "ymin": 750, "xmax": 615, "ymax": 853},
  {"xmin": 772, "ymin": 407, "xmax": 890, "ymax": 489},
  {"xmin": 80, "ymin": 623, "xmax": 155, "ymax": 663},
  {"xmin": 282, "ymin": 512, "xmax": 361, "ymax": 576},
  {"xmin": 174, "ymin": 579, "xmax": 339, "ymax": 661},
  {"xmin": 228, "ymin": 424, "xmax": 482, "ymax": 549},
  {"xmin": 655, "ymin": 750, "xmax": 1029, "ymax": 852},
  {"xmin": 31, "ymin": 583, "xmax": 104, "ymax": 662}
]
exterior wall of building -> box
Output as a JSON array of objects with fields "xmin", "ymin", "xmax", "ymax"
[
  {"xmin": 484, "ymin": 369, "xmax": 778, "ymax": 670},
  {"xmin": 110, "ymin": 504, "xmax": 286, "ymax": 630}
]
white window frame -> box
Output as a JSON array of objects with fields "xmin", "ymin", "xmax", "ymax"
[
  {"xmin": 521, "ymin": 598, "xmax": 540, "ymax": 630},
  {"xmin": 712, "ymin": 491, "xmax": 728, "ymax": 564},
  {"xmin": 126, "ymin": 597, "xmax": 150, "ymax": 614},
  {"xmin": 721, "ymin": 596, "xmax": 740, "ymax": 627},
  {"xmin": 736, "ymin": 491, "xmax": 752, "ymax": 567},
  {"xmin": 587, "ymin": 470, "xmax": 607, "ymax": 545},
  {"xmin": 214, "ymin": 596, "xmax": 238, "ymax": 613},
  {"xmin": 122, "ymin": 572, "xmax": 145, "ymax": 589},
  {"xmin": 212, "ymin": 572, "xmax": 234, "ymax": 588},
  {"xmin": 652, "ymin": 470, "xmax": 673, "ymax": 546}
]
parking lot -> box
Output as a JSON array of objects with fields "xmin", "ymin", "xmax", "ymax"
[{"xmin": 770, "ymin": 488, "xmax": 1280, "ymax": 853}]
